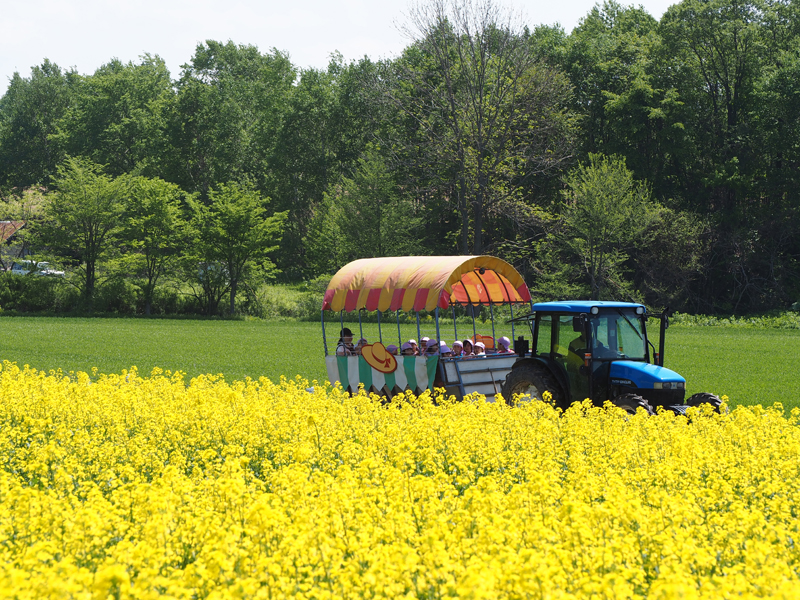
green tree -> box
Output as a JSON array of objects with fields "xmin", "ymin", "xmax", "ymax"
[
  {"xmin": 118, "ymin": 176, "xmax": 188, "ymax": 315},
  {"xmin": 172, "ymin": 41, "xmax": 295, "ymax": 198},
  {"xmin": 306, "ymin": 147, "xmax": 422, "ymax": 273},
  {"xmin": 659, "ymin": 0, "xmax": 769, "ymax": 214},
  {"xmin": 59, "ymin": 55, "xmax": 175, "ymax": 178},
  {"xmin": 391, "ymin": 0, "xmax": 575, "ymax": 254},
  {"xmin": 0, "ymin": 188, "xmax": 46, "ymax": 270},
  {"xmin": 0, "ymin": 60, "xmax": 77, "ymax": 189},
  {"xmin": 557, "ymin": 153, "xmax": 654, "ymax": 300},
  {"xmin": 270, "ymin": 56, "xmax": 383, "ymax": 278},
  {"xmin": 562, "ymin": 2, "xmax": 686, "ymax": 191},
  {"xmin": 187, "ymin": 182, "xmax": 287, "ymax": 315},
  {"xmin": 40, "ymin": 157, "xmax": 122, "ymax": 304}
]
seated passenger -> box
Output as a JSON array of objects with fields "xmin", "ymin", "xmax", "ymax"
[
  {"xmin": 401, "ymin": 342, "xmax": 415, "ymax": 356},
  {"xmin": 408, "ymin": 339, "xmax": 419, "ymax": 355},
  {"xmin": 474, "ymin": 341, "xmax": 486, "ymax": 355},
  {"xmin": 462, "ymin": 339, "xmax": 474, "ymax": 356},
  {"xmin": 425, "ymin": 339, "xmax": 439, "ymax": 355},
  {"xmin": 386, "ymin": 344, "xmax": 398, "ymax": 356},
  {"xmin": 354, "ymin": 338, "xmax": 368, "ymax": 355},
  {"xmin": 336, "ymin": 328, "xmax": 355, "ymax": 356},
  {"xmin": 451, "ymin": 341, "xmax": 464, "ymax": 356},
  {"xmin": 440, "ymin": 345, "xmax": 452, "ymax": 357},
  {"xmin": 497, "ymin": 336, "xmax": 512, "ymax": 354}
]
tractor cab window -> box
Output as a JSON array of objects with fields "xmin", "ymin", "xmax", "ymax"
[
  {"xmin": 556, "ymin": 314, "xmax": 590, "ymax": 402},
  {"xmin": 535, "ymin": 315, "xmax": 552, "ymax": 356},
  {"xmin": 590, "ymin": 311, "xmax": 646, "ymax": 360}
]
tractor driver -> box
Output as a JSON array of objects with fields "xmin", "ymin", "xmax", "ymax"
[{"xmin": 569, "ymin": 317, "xmax": 612, "ymax": 360}]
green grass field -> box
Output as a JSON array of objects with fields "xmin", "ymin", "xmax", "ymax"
[{"xmin": 1, "ymin": 316, "xmax": 798, "ymax": 408}]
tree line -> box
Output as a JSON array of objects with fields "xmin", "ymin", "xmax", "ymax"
[{"xmin": 1, "ymin": 0, "xmax": 798, "ymax": 315}]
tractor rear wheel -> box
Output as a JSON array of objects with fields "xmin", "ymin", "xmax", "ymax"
[
  {"xmin": 501, "ymin": 363, "xmax": 564, "ymax": 408},
  {"xmin": 687, "ymin": 392, "xmax": 723, "ymax": 412},
  {"xmin": 611, "ymin": 393, "xmax": 654, "ymax": 416}
]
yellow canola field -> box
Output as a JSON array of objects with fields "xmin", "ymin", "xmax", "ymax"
[{"xmin": 0, "ymin": 361, "xmax": 799, "ymax": 600}]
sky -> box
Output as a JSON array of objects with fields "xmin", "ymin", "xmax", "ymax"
[{"xmin": 1, "ymin": 0, "xmax": 677, "ymax": 94}]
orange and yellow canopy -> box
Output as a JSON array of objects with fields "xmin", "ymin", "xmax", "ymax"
[{"xmin": 322, "ymin": 256, "xmax": 531, "ymax": 312}]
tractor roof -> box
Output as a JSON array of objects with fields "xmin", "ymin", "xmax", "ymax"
[{"xmin": 532, "ymin": 300, "xmax": 645, "ymax": 314}]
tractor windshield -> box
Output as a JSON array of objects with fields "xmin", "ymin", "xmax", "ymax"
[{"xmin": 591, "ymin": 310, "xmax": 647, "ymax": 360}]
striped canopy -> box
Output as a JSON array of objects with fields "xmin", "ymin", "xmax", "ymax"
[{"xmin": 322, "ymin": 256, "xmax": 531, "ymax": 313}]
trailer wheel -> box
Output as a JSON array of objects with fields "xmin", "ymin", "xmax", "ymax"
[
  {"xmin": 501, "ymin": 363, "xmax": 564, "ymax": 408},
  {"xmin": 687, "ymin": 392, "xmax": 723, "ymax": 412},
  {"xmin": 611, "ymin": 393, "xmax": 654, "ymax": 416}
]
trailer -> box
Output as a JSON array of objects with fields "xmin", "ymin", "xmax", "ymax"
[{"xmin": 321, "ymin": 255, "xmax": 530, "ymax": 401}]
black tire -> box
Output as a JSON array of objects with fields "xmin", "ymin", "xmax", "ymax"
[
  {"xmin": 687, "ymin": 392, "xmax": 723, "ymax": 412},
  {"xmin": 611, "ymin": 393, "xmax": 654, "ymax": 416},
  {"xmin": 501, "ymin": 363, "xmax": 565, "ymax": 408}
]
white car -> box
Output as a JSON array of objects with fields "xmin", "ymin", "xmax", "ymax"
[{"xmin": 10, "ymin": 259, "xmax": 65, "ymax": 277}]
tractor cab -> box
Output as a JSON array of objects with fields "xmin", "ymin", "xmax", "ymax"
[{"xmin": 503, "ymin": 301, "xmax": 719, "ymax": 414}]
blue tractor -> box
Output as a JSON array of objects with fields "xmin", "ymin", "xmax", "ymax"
[{"xmin": 501, "ymin": 301, "xmax": 721, "ymax": 414}]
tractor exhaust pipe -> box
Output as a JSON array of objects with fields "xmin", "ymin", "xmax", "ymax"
[{"xmin": 658, "ymin": 307, "xmax": 670, "ymax": 367}]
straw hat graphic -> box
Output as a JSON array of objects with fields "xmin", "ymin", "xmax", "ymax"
[{"xmin": 361, "ymin": 342, "xmax": 398, "ymax": 374}]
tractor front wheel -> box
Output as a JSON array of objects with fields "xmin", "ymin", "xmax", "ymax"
[
  {"xmin": 611, "ymin": 393, "xmax": 654, "ymax": 416},
  {"xmin": 501, "ymin": 363, "xmax": 564, "ymax": 408},
  {"xmin": 687, "ymin": 392, "xmax": 723, "ymax": 412}
]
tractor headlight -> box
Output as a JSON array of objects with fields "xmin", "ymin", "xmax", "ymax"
[
  {"xmin": 655, "ymin": 381, "xmax": 684, "ymax": 390},
  {"xmin": 591, "ymin": 306, "xmax": 599, "ymax": 315},
  {"xmin": 636, "ymin": 306, "xmax": 645, "ymax": 314}
]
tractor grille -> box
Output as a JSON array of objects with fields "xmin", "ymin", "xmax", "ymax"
[{"xmin": 638, "ymin": 388, "xmax": 685, "ymax": 407}]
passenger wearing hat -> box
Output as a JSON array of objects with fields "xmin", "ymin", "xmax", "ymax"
[
  {"xmin": 425, "ymin": 339, "xmax": 439, "ymax": 354},
  {"xmin": 440, "ymin": 344, "xmax": 452, "ymax": 357},
  {"xmin": 408, "ymin": 339, "xmax": 419, "ymax": 355},
  {"xmin": 451, "ymin": 340, "xmax": 464, "ymax": 357},
  {"xmin": 474, "ymin": 341, "xmax": 486, "ymax": 355},
  {"xmin": 354, "ymin": 337, "xmax": 368, "ymax": 355},
  {"xmin": 401, "ymin": 342, "xmax": 415, "ymax": 356},
  {"xmin": 386, "ymin": 344, "xmax": 399, "ymax": 355},
  {"xmin": 462, "ymin": 339, "xmax": 474, "ymax": 356},
  {"xmin": 497, "ymin": 336, "xmax": 512, "ymax": 353}
]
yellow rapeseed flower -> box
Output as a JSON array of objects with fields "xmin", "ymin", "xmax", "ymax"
[{"xmin": 0, "ymin": 360, "xmax": 798, "ymax": 598}]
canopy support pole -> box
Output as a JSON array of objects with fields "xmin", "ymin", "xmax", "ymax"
[
  {"xmin": 397, "ymin": 310, "xmax": 402, "ymax": 347},
  {"xmin": 490, "ymin": 303, "xmax": 496, "ymax": 346},
  {"xmin": 471, "ymin": 304, "xmax": 477, "ymax": 341},
  {"xmin": 416, "ymin": 312, "xmax": 421, "ymax": 346},
  {"xmin": 340, "ymin": 310, "xmax": 344, "ymax": 334},
  {"xmin": 358, "ymin": 310, "xmax": 364, "ymax": 342},
  {"xmin": 452, "ymin": 305, "xmax": 458, "ymax": 343},
  {"xmin": 377, "ymin": 311, "xmax": 382, "ymax": 344},
  {"xmin": 321, "ymin": 310, "xmax": 328, "ymax": 356},
  {"xmin": 510, "ymin": 302, "xmax": 515, "ymax": 342},
  {"xmin": 435, "ymin": 307, "xmax": 441, "ymax": 344}
]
